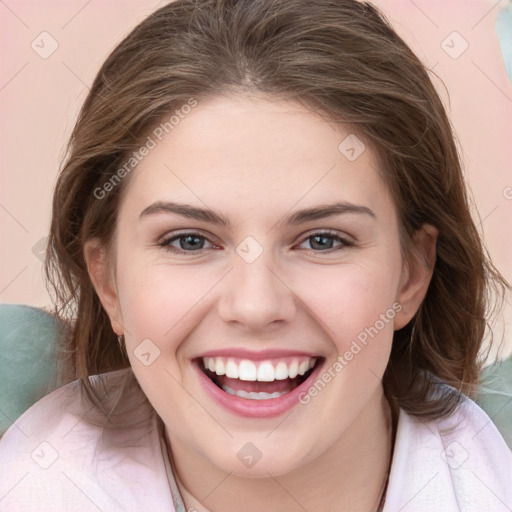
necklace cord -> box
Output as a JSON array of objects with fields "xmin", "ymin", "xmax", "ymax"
[{"xmin": 158, "ymin": 398, "xmax": 399, "ymax": 512}]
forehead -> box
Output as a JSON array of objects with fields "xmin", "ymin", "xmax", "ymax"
[{"xmin": 120, "ymin": 94, "xmax": 394, "ymax": 223}]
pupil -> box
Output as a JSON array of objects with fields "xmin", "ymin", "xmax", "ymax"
[
  {"xmin": 311, "ymin": 235, "xmax": 333, "ymax": 250},
  {"xmin": 180, "ymin": 235, "xmax": 204, "ymax": 250}
]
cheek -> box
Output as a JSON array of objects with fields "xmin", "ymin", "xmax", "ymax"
[
  {"xmin": 114, "ymin": 257, "xmax": 216, "ymax": 421},
  {"xmin": 292, "ymin": 260, "xmax": 400, "ymax": 345},
  {"xmin": 115, "ymin": 253, "xmax": 218, "ymax": 349}
]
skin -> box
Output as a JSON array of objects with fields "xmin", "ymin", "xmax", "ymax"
[{"xmin": 85, "ymin": 93, "xmax": 437, "ymax": 512}]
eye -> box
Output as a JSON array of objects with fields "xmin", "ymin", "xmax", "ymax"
[
  {"xmin": 157, "ymin": 230, "xmax": 352, "ymax": 255},
  {"xmin": 158, "ymin": 231, "xmax": 217, "ymax": 254},
  {"xmin": 297, "ymin": 231, "xmax": 353, "ymax": 252}
]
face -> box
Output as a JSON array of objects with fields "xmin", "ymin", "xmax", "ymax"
[{"xmin": 87, "ymin": 93, "xmax": 433, "ymax": 478}]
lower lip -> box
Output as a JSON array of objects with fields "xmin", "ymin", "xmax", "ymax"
[{"xmin": 194, "ymin": 360, "xmax": 323, "ymax": 418}]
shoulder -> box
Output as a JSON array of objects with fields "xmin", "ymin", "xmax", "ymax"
[
  {"xmin": 384, "ymin": 389, "xmax": 512, "ymax": 512},
  {"xmin": 0, "ymin": 368, "xmax": 175, "ymax": 512}
]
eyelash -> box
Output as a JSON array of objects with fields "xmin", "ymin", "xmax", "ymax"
[{"xmin": 157, "ymin": 229, "xmax": 354, "ymax": 255}]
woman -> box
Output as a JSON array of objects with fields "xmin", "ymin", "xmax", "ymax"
[{"xmin": 1, "ymin": 0, "xmax": 510, "ymax": 510}]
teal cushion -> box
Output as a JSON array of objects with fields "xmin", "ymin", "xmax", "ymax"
[
  {"xmin": 475, "ymin": 355, "xmax": 512, "ymax": 449},
  {"xmin": 0, "ymin": 304, "xmax": 62, "ymax": 435},
  {"xmin": 1, "ymin": 302, "xmax": 511, "ymax": 449},
  {"xmin": 495, "ymin": 2, "xmax": 512, "ymax": 82}
]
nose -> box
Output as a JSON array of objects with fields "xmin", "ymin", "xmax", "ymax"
[{"xmin": 217, "ymin": 252, "xmax": 297, "ymax": 333}]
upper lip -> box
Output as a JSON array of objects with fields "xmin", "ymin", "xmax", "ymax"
[{"xmin": 194, "ymin": 348, "xmax": 321, "ymax": 361}]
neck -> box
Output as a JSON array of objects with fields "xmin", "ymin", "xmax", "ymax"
[{"xmin": 168, "ymin": 386, "xmax": 395, "ymax": 512}]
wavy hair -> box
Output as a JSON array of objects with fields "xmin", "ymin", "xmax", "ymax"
[{"xmin": 45, "ymin": 0, "xmax": 508, "ymax": 419}]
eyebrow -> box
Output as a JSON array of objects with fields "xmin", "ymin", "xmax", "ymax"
[
  {"xmin": 139, "ymin": 201, "xmax": 376, "ymax": 226},
  {"xmin": 140, "ymin": 201, "xmax": 230, "ymax": 225}
]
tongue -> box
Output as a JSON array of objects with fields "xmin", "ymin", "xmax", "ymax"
[{"xmin": 216, "ymin": 375, "xmax": 300, "ymax": 393}]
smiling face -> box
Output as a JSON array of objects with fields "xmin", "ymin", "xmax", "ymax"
[{"xmin": 86, "ymin": 93, "xmax": 435, "ymax": 480}]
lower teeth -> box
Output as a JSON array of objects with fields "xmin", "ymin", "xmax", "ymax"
[{"xmin": 222, "ymin": 384, "xmax": 288, "ymax": 400}]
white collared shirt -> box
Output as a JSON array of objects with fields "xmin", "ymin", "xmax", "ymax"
[{"xmin": 0, "ymin": 368, "xmax": 510, "ymax": 511}]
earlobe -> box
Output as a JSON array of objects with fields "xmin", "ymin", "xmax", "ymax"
[
  {"xmin": 394, "ymin": 224, "xmax": 438, "ymax": 330},
  {"xmin": 83, "ymin": 239, "xmax": 124, "ymax": 335}
]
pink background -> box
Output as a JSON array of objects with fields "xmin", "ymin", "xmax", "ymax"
[{"xmin": 1, "ymin": 0, "xmax": 511, "ymax": 357}]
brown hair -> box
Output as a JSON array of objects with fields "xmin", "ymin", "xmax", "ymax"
[{"xmin": 45, "ymin": 0, "xmax": 508, "ymax": 419}]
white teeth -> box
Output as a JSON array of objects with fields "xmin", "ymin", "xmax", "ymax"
[
  {"xmin": 257, "ymin": 362, "xmax": 275, "ymax": 382},
  {"xmin": 222, "ymin": 385, "xmax": 287, "ymax": 400},
  {"xmin": 215, "ymin": 358, "xmax": 225, "ymax": 375},
  {"xmin": 225, "ymin": 360, "xmax": 239, "ymax": 379},
  {"xmin": 275, "ymin": 362, "xmax": 288, "ymax": 380},
  {"xmin": 238, "ymin": 360, "xmax": 257, "ymax": 381},
  {"xmin": 202, "ymin": 356, "xmax": 317, "ymax": 382},
  {"xmin": 288, "ymin": 360, "xmax": 299, "ymax": 378}
]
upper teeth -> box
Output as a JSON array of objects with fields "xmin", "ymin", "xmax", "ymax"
[{"xmin": 202, "ymin": 357, "xmax": 316, "ymax": 382}]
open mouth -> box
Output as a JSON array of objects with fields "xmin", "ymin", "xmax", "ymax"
[{"xmin": 197, "ymin": 356, "xmax": 321, "ymax": 401}]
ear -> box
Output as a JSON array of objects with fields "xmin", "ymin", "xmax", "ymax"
[
  {"xmin": 84, "ymin": 239, "xmax": 124, "ymax": 336},
  {"xmin": 394, "ymin": 224, "xmax": 438, "ymax": 330}
]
